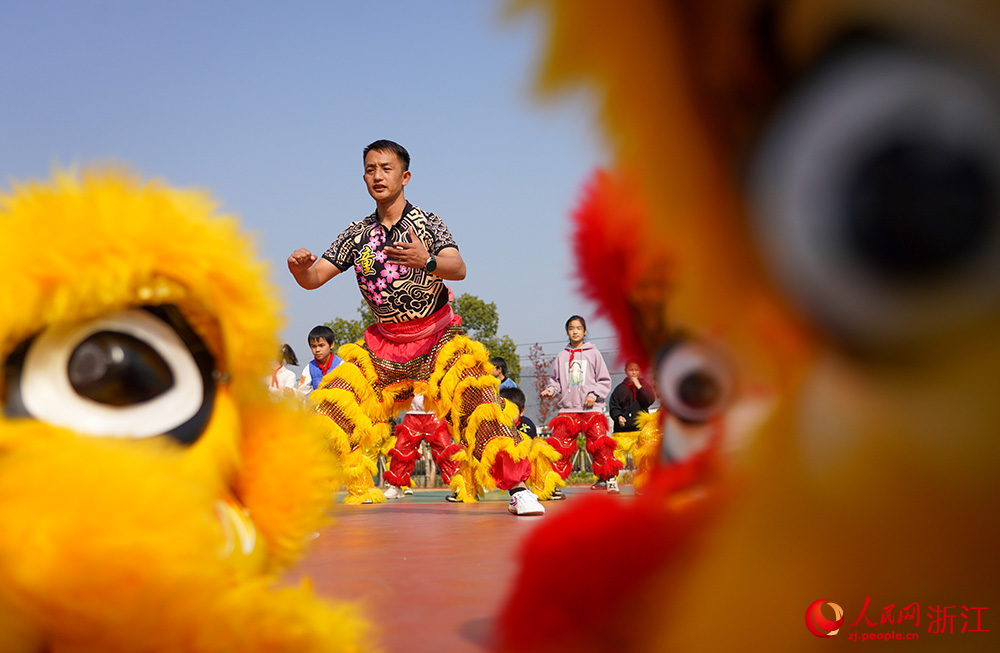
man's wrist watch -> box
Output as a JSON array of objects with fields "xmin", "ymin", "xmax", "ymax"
[{"xmin": 424, "ymin": 252, "xmax": 437, "ymax": 272}]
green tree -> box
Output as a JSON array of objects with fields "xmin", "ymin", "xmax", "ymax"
[
  {"xmin": 324, "ymin": 293, "xmax": 520, "ymax": 382},
  {"xmin": 452, "ymin": 293, "xmax": 520, "ymax": 383}
]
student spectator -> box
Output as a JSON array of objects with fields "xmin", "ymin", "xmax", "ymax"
[
  {"xmin": 268, "ymin": 343, "xmax": 300, "ymax": 398},
  {"xmin": 298, "ymin": 325, "xmax": 343, "ymax": 397},
  {"xmin": 500, "ymin": 386, "xmax": 535, "ymax": 439},
  {"xmin": 609, "ymin": 360, "xmax": 655, "ymax": 433},
  {"xmin": 491, "ymin": 356, "xmax": 517, "ymax": 389},
  {"xmin": 540, "ymin": 315, "xmax": 620, "ymax": 494}
]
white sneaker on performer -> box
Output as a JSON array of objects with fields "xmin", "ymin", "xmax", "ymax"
[
  {"xmin": 606, "ymin": 477, "xmax": 620, "ymax": 494},
  {"xmin": 402, "ymin": 486, "xmax": 413, "ymax": 496},
  {"xmin": 508, "ymin": 490, "xmax": 546, "ymax": 516},
  {"xmin": 383, "ymin": 485, "xmax": 404, "ymax": 500}
]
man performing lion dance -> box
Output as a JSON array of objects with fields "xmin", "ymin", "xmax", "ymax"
[{"xmin": 288, "ymin": 139, "xmax": 544, "ymax": 515}]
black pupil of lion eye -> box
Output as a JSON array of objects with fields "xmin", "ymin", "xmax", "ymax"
[
  {"xmin": 67, "ymin": 331, "xmax": 174, "ymax": 406},
  {"xmin": 845, "ymin": 138, "xmax": 995, "ymax": 280},
  {"xmin": 678, "ymin": 371, "xmax": 720, "ymax": 410}
]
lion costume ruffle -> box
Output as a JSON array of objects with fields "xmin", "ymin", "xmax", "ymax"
[{"xmin": 309, "ymin": 316, "xmax": 533, "ymax": 504}]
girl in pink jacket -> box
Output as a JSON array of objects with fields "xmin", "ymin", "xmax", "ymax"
[{"xmin": 541, "ymin": 315, "xmax": 621, "ymax": 494}]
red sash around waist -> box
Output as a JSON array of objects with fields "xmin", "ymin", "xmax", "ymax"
[{"xmin": 364, "ymin": 305, "xmax": 462, "ymax": 362}]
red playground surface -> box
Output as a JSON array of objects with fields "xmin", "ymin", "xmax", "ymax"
[{"xmin": 283, "ymin": 487, "xmax": 604, "ymax": 652}]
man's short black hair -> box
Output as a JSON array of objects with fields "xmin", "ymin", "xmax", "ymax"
[
  {"xmin": 363, "ymin": 139, "xmax": 410, "ymax": 171},
  {"xmin": 308, "ymin": 325, "xmax": 335, "ymax": 346},
  {"xmin": 489, "ymin": 356, "xmax": 508, "ymax": 378},
  {"xmin": 499, "ymin": 386, "xmax": 525, "ymax": 413}
]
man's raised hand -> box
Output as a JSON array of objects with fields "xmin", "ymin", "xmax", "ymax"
[
  {"xmin": 288, "ymin": 248, "xmax": 317, "ymax": 275},
  {"xmin": 386, "ymin": 226, "xmax": 429, "ymax": 269}
]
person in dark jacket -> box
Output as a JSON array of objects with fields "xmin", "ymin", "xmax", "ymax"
[{"xmin": 609, "ymin": 361, "xmax": 655, "ymax": 433}]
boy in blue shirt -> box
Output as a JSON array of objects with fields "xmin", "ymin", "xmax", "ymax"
[
  {"xmin": 298, "ymin": 325, "xmax": 343, "ymax": 396},
  {"xmin": 491, "ymin": 356, "xmax": 518, "ymax": 390}
]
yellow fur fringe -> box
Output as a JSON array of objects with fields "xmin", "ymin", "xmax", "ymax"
[
  {"xmin": 315, "ymin": 330, "xmax": 525, "ymax": 505},
  {"xmin": 341, "ymin": 448, "xmax": 386, "ymax": 504},
  {"xmin": 427, "ymin": 336, "xmax": 492, "ymax": 415},
  {"xmin": 448, "ymin": 473, "xmax": 478, "ymax": 503},
  {"xmin": 613, "ymin": 431, "xmax": 641, "ymax": 464},
  {"xmin": 475, "ymin": 434, "xmax": 533, "ymax": 493},
  {"xmin": 465, "ymin": 401, "xmax": 516, "ymax": 446},
  {"xmin": 527, "ymin": 438, "xmax": 565, "ymax": 500},
  {"xmin": 633, "ymin": 411, "xmax": 662, "ymax": 489}
]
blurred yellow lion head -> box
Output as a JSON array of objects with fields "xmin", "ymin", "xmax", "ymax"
[{"xmin": 0, "ymin": 169, "xmax": 366, "ymax": 651}]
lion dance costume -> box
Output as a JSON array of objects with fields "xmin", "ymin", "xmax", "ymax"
[
  {"xmin": 383, "ymin": 395, "xmax": 460, "ymax": 489},
  {"xmin": 0, "ymin": 169, "xmax": 369, "ymax": 652},
  {"xmin": 306, "ymin": 222, "xmax": 533, "ymax": 504},
  {"xmin": 497, "ymin": 0, "xmax": 1000, "ymax": 650}
]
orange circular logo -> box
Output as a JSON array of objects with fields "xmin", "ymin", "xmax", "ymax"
[{"xmin": 805, "ymin": 598, "xmax": 844, "ymax": 637}]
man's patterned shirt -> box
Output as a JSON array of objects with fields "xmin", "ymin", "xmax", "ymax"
[{"xmin": 322, "ymin": 202, "xmax": 458, "ymax": 324}]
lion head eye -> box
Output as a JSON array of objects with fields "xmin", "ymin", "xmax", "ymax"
[
  {"xmin": 749, "ymin": 42, "xmax": 1000, "ymax": 350},
  {"xmin": 68, "ymin": 331, "xmax": 175, "ymax": 406},
  {"xmin": 3, "ymin": 306, "xmax": 215, "ymax": 445},
  {"xmin": 655, "ymin": 338, "xmax": 735, "ymax": 424}
]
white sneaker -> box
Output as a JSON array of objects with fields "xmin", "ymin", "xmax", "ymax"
[
  {"xmin": 607, "ymin": 477, "xmax": 620, "ymax": 494},
  {"xmin": 402, "ymin": 486, "xmax": 413, "ymax": 496},
  {"xmin": 384, "ymin": 485, "xmax": 404, "ymax": 500},
  {"xmin": 508, "ymin": 490, "xmax": 545, "ymax": 516}
]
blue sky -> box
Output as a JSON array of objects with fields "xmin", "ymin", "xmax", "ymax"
[{"xmin": 0, "ymin": 1, "xmax": 624, "ymax": 387}]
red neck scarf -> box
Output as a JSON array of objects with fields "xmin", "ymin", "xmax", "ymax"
[
  {"xmin": 567, "ymin": 347, "xmax": 584, "ymax": 364},
  {"xmin": 317, "ymin": 355, "xmax": 335, "ymax": 375}
]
